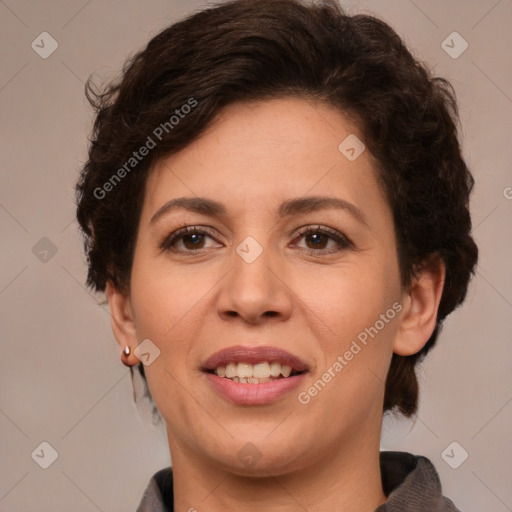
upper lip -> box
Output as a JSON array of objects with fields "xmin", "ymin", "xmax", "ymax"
[{"xmin": 203, "ymin": 345, "xmax": 308, "ymax": 372}]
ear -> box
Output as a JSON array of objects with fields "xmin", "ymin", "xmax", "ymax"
[
  {"xmin": 106, "ymin": 281, "xmax": 139, "ymax": 364},
  {"xmin": 394, "ymin": 256, "xmax": 446, "ymax": 356}
]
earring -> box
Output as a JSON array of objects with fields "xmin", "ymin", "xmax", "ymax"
[{"xmin": 121, "ymin": 346, "xmax": 133, "ymax": 367}]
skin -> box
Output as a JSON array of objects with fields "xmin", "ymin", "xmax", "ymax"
[{"xmin": 108, "ymin": 97, "xmax": 445, "ymax": 512}]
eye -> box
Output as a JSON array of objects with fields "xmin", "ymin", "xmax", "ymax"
[
  {"xmin": 291, "ymin": 225, "xmax": 353, "ymax": 254},
  {"xmin": 159, "ymin": 226, "xmax": 222, "ymax": 252},
  {"xmin": 160, "ymin": 224, "xmax": 353, "ymax": 255}
]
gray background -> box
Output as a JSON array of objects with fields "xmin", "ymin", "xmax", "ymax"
[{"xmin": 1, "ymin": 0, "xmax": 511, "ymax": 510}]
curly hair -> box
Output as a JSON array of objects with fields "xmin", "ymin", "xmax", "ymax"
[{"xmin": 75, "ymin": 0, "xmax": 478, "ymax": 417}]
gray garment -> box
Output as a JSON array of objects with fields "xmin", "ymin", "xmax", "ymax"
[
  {"xmin": 137, "ymin": 478, "xmax": 168, "ymax": 512},
  {"xmin": 137, "ymin": 451, "xmax": 462, "ymax": 511}
]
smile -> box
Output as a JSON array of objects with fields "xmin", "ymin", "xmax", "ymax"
[{"xmin": 202, "ymin": 345, "xmax": 309, "ymax": 404}]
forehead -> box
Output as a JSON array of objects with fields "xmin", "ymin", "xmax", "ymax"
[{"xmin": 142, "ymin": 97, "xmax": 388, "ymax": 223}]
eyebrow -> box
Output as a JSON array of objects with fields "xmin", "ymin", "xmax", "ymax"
[{"xmin": 149, "ymin": 195, "xmax": 368, "ymax": 227}]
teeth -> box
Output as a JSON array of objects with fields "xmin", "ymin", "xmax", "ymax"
[
  {"xmin": 281, "ymin": 365, "xmax": 292, "ymax": 378},
  {"xmin": 270, "ymin": 362, "xmax": 281, "ymax": 377},
  {"xmin": 237, "ymin": 362, "xmax": 252, "ymax": 378},
  {"xmin": 253, "ymin": 362, "xmax": 271, "ymax": 378},
  {"xmin": 214, "ymin": 361, "xmax": 299, "ymax": 381},
  {"xmin": 225, "ymin": 363, "xmax": 237, "ymax": 378}
]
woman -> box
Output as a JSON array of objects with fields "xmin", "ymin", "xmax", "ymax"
[{"xmin": 75, "ymin": 0, "xmax": 478, "ymax": 510}]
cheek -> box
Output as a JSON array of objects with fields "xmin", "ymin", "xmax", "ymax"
[
  {"xmin": 129, "ymin": 249, "xmax": 206, "ymax": 342},
  {"xmin": 296, "ymin": 256, "xmax": 401, "ymax": 407},
  {"xmin": 301, "ymin": 273, "xmax": 398, "ymax": 416},
  {"xmin": 128, "ymin": 260, "xmax": 205, "ymax": 425},
  {"xmin": 302, "ymin": 261, "xmax": 398, "ymax": 342}
]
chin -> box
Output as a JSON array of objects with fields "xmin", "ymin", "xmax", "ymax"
[{"xmin": 201, "ymin": 434, "xmax": 314, "ymax": 477}]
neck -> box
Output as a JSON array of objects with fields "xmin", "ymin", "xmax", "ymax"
[{"xmin": 168, "ymin": 425, "xmax": 387, "ymax": 512}]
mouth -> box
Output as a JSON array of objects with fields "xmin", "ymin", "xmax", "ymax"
[{"xmin": 202, "ymin": 345, "xmax": 308, "ymax": 404}]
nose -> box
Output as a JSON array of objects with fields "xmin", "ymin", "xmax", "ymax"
[{"xmin": 216, "ymin": 242, "xmax": 293, "ymax": 325}]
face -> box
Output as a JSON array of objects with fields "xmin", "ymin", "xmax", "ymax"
[{"xmin": 124, "ymin": 97, "xmax": 407, "ymax": 474}]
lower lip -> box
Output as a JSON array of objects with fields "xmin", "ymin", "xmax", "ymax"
[{"xmin": 204, "ymin": 372, "xmax": 307, "ymax": 405}]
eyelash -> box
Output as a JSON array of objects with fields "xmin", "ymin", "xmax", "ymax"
[{"xmin": 159, "ymin": 224, "xmax": 353, "ymax": 255}]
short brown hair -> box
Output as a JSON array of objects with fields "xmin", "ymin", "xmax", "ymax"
[{"xmin": 76, "ymin": 0, "xmax": 478, "ymax": 417}]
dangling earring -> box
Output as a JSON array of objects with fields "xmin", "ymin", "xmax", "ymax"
[{"xmin": 121, "ymin": 346, "xmax": 133, "ymax": 367}]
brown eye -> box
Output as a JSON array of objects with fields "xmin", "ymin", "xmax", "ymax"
[
  {"xmin": 160, "ymin": 226, "xmax": 221, "ymax": 252},
  {"xmin": 293, "ymin": 226, "xmax": 352, "ymax": 255},
  {"xmin": 303, "ymin": 232, "xmax": 330, "ymax": 250}
]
